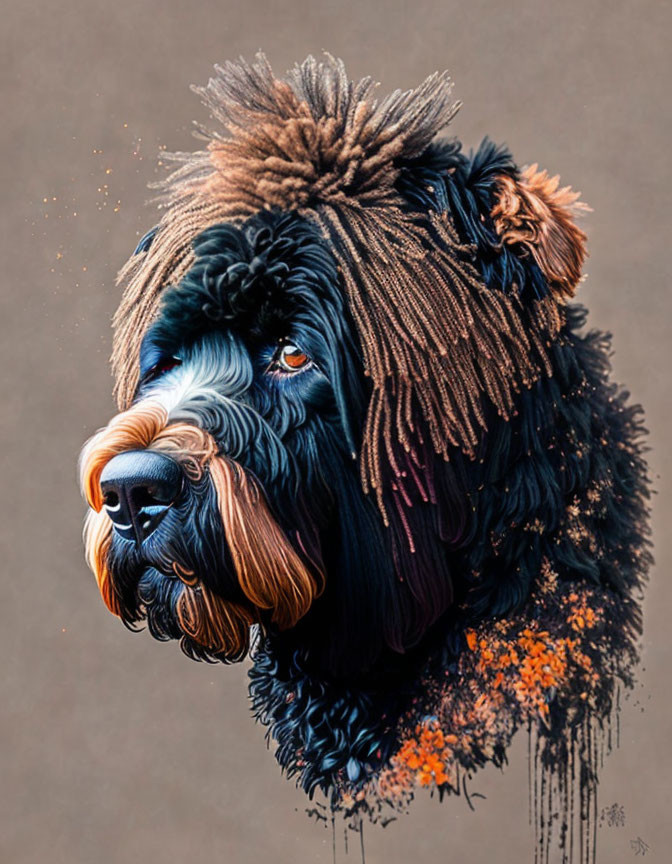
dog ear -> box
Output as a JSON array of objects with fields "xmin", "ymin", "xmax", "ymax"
[
  {"xmin": 424, "ymin": 137, "xmax": 590, "ymax": 302},
  {"xmin": 490, "ymin": 163, "xmax": 589, "ymax": 300}
]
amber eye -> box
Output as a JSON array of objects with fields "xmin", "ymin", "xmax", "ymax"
[{"xmin": 275, "ymin": 343, "xmax": 311, "ymax": 373}]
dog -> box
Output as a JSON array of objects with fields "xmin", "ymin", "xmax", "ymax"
[{"xmin": 79, "ymin": 54, "xmax": 650, "ymax": 858}]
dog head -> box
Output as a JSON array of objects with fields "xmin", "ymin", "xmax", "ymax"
[{"xmin": 80, "ymin": 54, "xmax": 590, "ymax": 678}]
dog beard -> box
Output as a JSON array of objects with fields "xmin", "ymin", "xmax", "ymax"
[{"xmin": 80, "ymin": 399, "xmax": 322, "ymax": 661}]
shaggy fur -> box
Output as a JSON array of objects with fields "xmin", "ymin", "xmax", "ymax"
[{"xmin": 80, "ymin": 55, "xmax": 650, "ymax": 863}]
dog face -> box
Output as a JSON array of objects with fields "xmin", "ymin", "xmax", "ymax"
[{"xmin": 79, "ymin": 55, "xmax": 597, "ymax": 679}]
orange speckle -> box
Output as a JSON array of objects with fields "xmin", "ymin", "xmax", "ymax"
[{"xmin": 394, "ymin": 720, "xmax": 455, "ymax": 791}]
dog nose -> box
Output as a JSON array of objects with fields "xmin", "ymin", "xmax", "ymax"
[{"xmin": 99, "ymin": 450, "xmax": 183, "ymax": 544}]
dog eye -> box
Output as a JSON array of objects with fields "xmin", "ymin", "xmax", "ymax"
[
  {"xmin": 141, "ymin": 356, "xmax": 182, "ymax": 385},
  {"xmin": 273, "ymin": 344, "xmax": 311, "ymax": 373}
]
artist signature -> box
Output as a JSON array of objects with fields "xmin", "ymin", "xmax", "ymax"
[
  {"xmin": 599, "ymin": 804, "xmax": 650, "ymax": 857},
  {"xmin": 630, "ymin": 836, "xmax": 650, "ymax": 857}
]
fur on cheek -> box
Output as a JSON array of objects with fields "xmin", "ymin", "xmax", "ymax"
[{"xmin": 208, "ymin": 456, "xmax": 323, "ymax": 630}]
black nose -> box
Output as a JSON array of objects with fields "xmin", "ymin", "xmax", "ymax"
[{"xmin": 100, "ymin": 450, "xmax": 183, "ymax": 544}]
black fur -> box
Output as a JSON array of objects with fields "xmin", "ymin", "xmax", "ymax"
[{"xmin": 101, "ymin": 139, "xmax": 649, "ymax": 808}]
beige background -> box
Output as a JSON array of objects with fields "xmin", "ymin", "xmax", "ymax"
[{"xmin": 2, "ymin": 1, "xmax": 670, "ymax": 861}]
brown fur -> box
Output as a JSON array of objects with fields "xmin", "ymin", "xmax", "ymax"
[
  {"xmin": 208, "ymin": 457, "xmax": 323, "ymax": 630},
  {"xmin": 176, "ymin": 585, "xmax": 255, "ymax": 661},
  {"xmin": 492, "ymin": 165, "xmax": 589, "ymax": 298}
]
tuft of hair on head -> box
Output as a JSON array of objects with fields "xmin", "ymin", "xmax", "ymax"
[{"xmin": 112, "ymin": 53, "xmax": 463, "ymax": 410}]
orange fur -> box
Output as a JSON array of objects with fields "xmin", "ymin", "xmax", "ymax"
[
  {"xmin": 176, "ymin": 583, "xmax": 256, "ymax": 660},
  {"xmin": 80, "ymin": 400, "xmax": 168, "ymax": 511},
  {"xmin": 209, "ymin": 457, "xmax": 322, "ymax": 630},
  {"xmin": 83, "ymin": 509, "xmax": 120, "ymax": 616}
]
